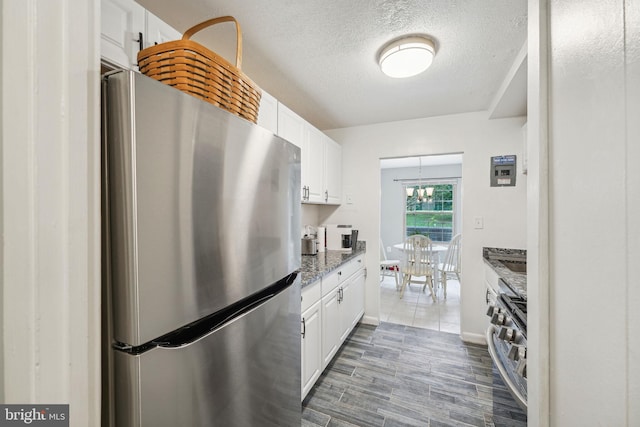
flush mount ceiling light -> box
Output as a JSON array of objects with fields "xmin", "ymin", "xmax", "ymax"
[{"xmin": 378, "ymin": 36, "xmax": 436, "ymax": 78}]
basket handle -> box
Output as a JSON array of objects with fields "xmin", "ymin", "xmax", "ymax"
[{"xmin": 182, "ymin": 16, "xmax": 243, "ymax": 69}]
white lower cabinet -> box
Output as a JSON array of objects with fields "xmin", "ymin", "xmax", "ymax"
[
  {"xmin": 301, "ymin": 280, "xmax": 322, "ymax": 401},
  {"xmin": 321, "ymin": 285, "xmax": 341, "ymax": 369},
  {"xmin": 301, "ymin": 255, "xmax": 365, "ymax": 399},
  {"xmin": 301, "ymin": 299, "xmax": 322, "ymax": 399},
  {"xmin": 340, "ymin": 269, "xmax": 365, "ymax": 342}
]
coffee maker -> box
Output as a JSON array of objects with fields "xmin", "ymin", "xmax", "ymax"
[{"xmin": 324, "ymin": 224, "xmax": 358, "ymax": 252}]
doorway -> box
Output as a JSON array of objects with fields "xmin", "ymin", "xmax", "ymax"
[{"xmin": 379, "ymin": 154, "xmax": 463, "ymax": 333}]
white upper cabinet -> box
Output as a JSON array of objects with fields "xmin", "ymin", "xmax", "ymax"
[
  {"xmin": 101, "ymin": 2, "xmax": 342, "ymax": 205},
  {"xmin": 278, "ymin": 104, "xmax": 342, "ymax": 205},
  {"xmin": 101, "ymin": 0, "xmax": 144, "ymax": 70},
  {"xmin": 324, "ymin": 135, "xmax": 342, "ymax": 204},
  {"xmin": 277, "ymin": 103, "xmax": 305, "ymax": 149},
  {"xmin": 145, "ymin": 10, "xmax": 181, "ymax": 48},
  {"xmin": 257, "ymin": 90, "xmax": 278, "ymax": 134},
  {"xmin": 277, "ymin": 103, "xmax": 310, "ymax": 201},
  {"xmin": 305, "ymin": 126, "xmax": 326, "ymax": 204},
  {"xmin": 101, "ymin": 0, "xmax": 181, "ymax": 70}
]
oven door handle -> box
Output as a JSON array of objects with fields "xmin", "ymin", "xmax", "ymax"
[{"xmin": 486, "ymin": 325, "xmax": 528, "ymax": 409}]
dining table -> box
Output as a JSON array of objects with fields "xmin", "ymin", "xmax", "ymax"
[
  {"xmin": 392, "ymin": 242, "xmax": 448, "ymax": 297},
  {"xmin": 392, "ymin": 242, "xmax": 448, "ymax": 253}
]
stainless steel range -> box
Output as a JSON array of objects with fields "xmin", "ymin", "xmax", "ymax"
[{"xmin": 486, "ymin": 279, "xmax": 527, "ymax": 410}]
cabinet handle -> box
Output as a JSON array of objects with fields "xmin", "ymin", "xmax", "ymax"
[
  {"xmin": 325, "ymin": 190, "xmax": 328, "ymax": 202},
  {"xmin": 135, "ymin": 31, "xmax": 144, "ymax": 52},
  {"xmin": 301, "ymin": 318, "xmax": 306, "ymax": 338}
]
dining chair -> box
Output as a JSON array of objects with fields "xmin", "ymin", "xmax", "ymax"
[
  {"xmin": 400, "ymin": 234, "xmax": 436, "ymax": 301},
  {"xmin": 380, "ymin": 239, "xmax": 400, "ymax": 289},
  {"xmin": 437, "ymin": 233, "xmax": 462, "ymax": 299}
]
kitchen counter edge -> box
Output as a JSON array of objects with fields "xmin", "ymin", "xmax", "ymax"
[
  {"xmin": 300, "ymin": 243, "xmax": 367, "ymax": 288},
  {"xmin": 482, "ymin": 247, "xmax": 527, "ymax": 298}
]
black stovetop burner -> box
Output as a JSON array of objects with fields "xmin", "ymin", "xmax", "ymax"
[{"xmin": 499, "ymin": 294, "xmax": 527, "ymax": 337}]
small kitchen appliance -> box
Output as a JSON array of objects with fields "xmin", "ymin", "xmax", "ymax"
[
  {"xmin": 301, "ymin": 236, "xmax": 317, "ymax": 256},
  {"xmin": 325, "ymin": 224, "xmax": 356, "ymax": 251},
  {"xmin": 316, "ymin": 226, "xmax": 326, "ymax": 252}
]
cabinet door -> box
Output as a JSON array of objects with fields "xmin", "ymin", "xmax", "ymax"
[
  {"xmin": 257, "ymin": 91, "xmax": 278, "ymax": 134},
  {"xmin": 277, "ymin": 103, "xmax": 304, "ymax": 149},
  {"xmin": 321, "ymin": 288, "xmax": 340, "ymax": 369},
  {"xmin": 339, "ymin": 269, "xmax": 365, "ymax": 343},
  {"xmin": 324, "ymin": 136, "xmax": 342, "ymax": 205},
  {"xmin": 306, "ymin": 126, "xmax": 325, "ymax": 203},
  {"xmin": 145, "ymin": 10, "xmax": 181, "ymax": 48},
  {"xmin": 351, "ymin": 269, "xmax": 366, "ymax": 327},
  {"xmin": 277, "ymin": 103, "xmax": 306, "ymax": 199},
  {"xmin": 337, "ymin": 282, "xmax": 352, "ymax": 343},
  {"xmin": 301, "ymin": 300, "xmax": 322, "ymax": 400},
  {"xmin": 101, "ymin": 0, "xmax": 145, "ymax": 70}
]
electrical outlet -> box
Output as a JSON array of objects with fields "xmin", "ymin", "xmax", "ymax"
[{"xmin": 474, "ymin": 216, "xmax": 484, "ymax": 229}]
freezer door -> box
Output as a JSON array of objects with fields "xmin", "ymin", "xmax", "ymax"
[
  {"xmin": 104, "ymin": 71, "xmax": 301, "ymax": 346},
  {"xmin": 113, "ymin": 276, "xmax": 301, "ymax": 427}
]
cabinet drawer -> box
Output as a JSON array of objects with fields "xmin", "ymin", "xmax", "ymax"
[
  {"xmin": 301, "ymin": 280, "xmax": 321, "ymax": 313},
  {"xmin": 340, "ymin": 255, "xmax": 364, "ymax": 282}
]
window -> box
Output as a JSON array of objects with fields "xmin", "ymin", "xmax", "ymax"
[{"xmin": 404, "ymin": 181, "xmax": 456, "ymax": 242}]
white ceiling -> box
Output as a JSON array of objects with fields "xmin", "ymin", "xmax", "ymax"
[{"xmin": 137, "ymin": 0, "xmax": 528, "ymax": 131}]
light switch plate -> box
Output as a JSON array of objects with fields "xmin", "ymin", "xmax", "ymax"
[
  {"xmin": 346, "ymin": 193, "xmax": 354, "ymax": 204},
  {"xmin": 474, "ymin": 216, "xmax": 484, "ymax": 229}
]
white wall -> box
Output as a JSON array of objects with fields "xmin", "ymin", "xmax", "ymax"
[
  {"xmin": 526, "ymin": 0, "xmax": 550, "ymax": 424},
  {"xmin": 545, "ymin": 0, "xmax": 639, "ymax": 425},
  {"xmin": 0, "ymin": 0, "xmax": 4, "ymax": 405},
  {"xmin": 1, "ymin": 1, "xmax": 101, "ymax": 425},
  {"xmin": 380, "ymin": 163, "xmax": 462, "ymax": 256},
  {"xmin": 325, "ymin": 112, "xmax": 527, "ymax": 341}
]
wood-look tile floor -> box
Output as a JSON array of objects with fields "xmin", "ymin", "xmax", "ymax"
[{"xmin": 302, "ymin": 322, "xmax": 527, "ymax": 427}]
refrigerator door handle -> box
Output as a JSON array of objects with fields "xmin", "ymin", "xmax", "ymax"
[{"xmin": 132, "ymin": 272, "xmax": 299, "ymax": 352}]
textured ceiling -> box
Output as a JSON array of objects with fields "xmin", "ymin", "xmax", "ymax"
[{"xmin": 138, "ymin": 0, "xmax": 528, "ymax": 130}]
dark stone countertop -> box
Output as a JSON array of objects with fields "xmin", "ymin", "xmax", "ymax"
[
  {"xmin": 483, "ymin": 247, "xmax": 527, "ymax": 298},
  {"xmin": 300, "ymin": 242, "xmax": 366, "ymax": 288}
]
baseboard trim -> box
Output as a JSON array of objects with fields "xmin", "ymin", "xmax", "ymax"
[
  {"xmin": 460, "ymin": 331, "xmax": 487, "ymax": 345},
  {"xmin": 360, "ymin": 315, "xmax": 379, "ymax": 326}
]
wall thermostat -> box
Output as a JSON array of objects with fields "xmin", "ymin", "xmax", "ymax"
[{"xmin": 490, "ymin": 155, "xmax": 517, "ymax": 187}]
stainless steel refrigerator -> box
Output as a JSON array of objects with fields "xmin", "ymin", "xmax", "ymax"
[{"xmin": 101, "ymin": 70, "xmax": 301, "ymax": 426}]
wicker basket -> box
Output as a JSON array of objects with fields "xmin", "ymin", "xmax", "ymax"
[{"xmin": 137, "ymin": 16, "xmax": 261, "ymax": 123}]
